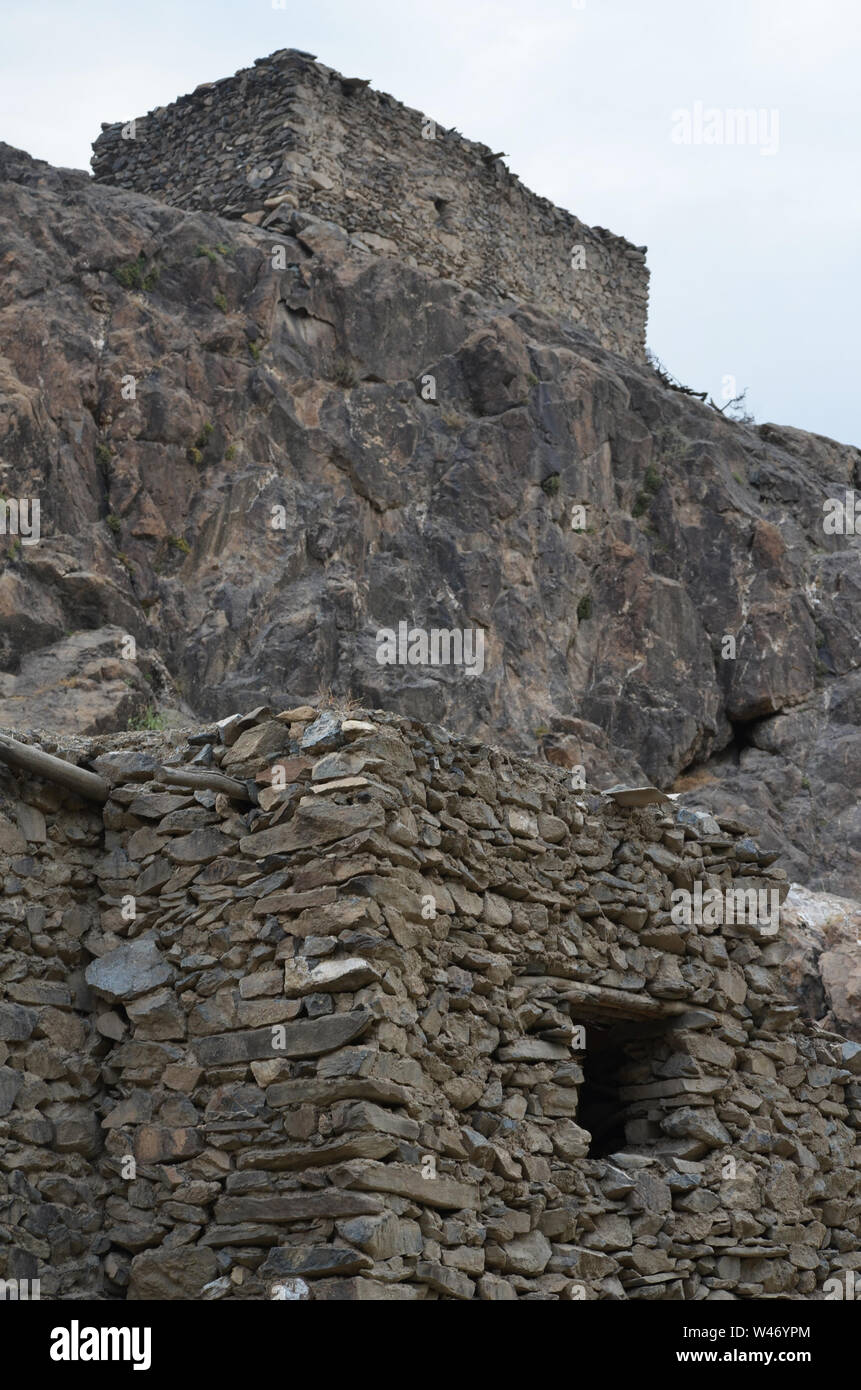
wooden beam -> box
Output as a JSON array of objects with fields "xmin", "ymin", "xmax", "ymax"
[
  {"xmin": 159, "ymin": 767, "xmax": 251, "ymax": 800},
  {"xmin": 0, "ymin": 732, "xmax": 109, "ymax": 802}
]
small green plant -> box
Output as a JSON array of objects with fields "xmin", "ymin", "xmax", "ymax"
[
  {"xmin": 168, "ymin": 535, "xmax": 191, "ymax": 554},
  {"xmin": 333, "ymin": 358, "xmax": 357, "ymax": 388},
  {"xmin": 533, "ymin": 725, "xmax": 550, "ymax": 738},
  {"xmin": 113, "ymin": 258, "xmax": 145, "ymax": 289},
  {"xmin": 117, "ymin": 552, "xmax": 133, "ymax": 571},
  {"xmin": 250, "ymin": 340, "xmax": 262, "ymax": 362},
  {"xmin": 213, "ymin": 291, "xmax": 228, "ymax": 313},
  {"xmin": 113, "ymin": 255, "xmax": 159, "ymax": 291},
  {"xmin": 577, "ymin": 594, "xmax": 592, "ymax": 622},
  {"xmin": 186, "ymin": 422, "xmax": 215, "ymax": 465},
  {"xmin": 106, "ymin": 515, "xmax": 122, "ymax": 535},
  {"xmin": 8, "ymin": 539, "xmax": 21, "ymax": 561},
  {"xmin": 643, "ymin": 464, "xmax": 661, "ymax": 494},
  {"xmin": 127, "ymin": 706, "xmax": 166, "ymax": 732},
  {"xmin": 96, "ymin": 443, "xmax": 113, "ymax": 466},
  {"xmin": 526, "ymin": 372, "xmax": 539, "ymax": 386},
  {"xmin": 197, "ymin": 242, "xmax": 234, "ymax": 261},
  {"xmin": 632, "ymin": 492, "xmax": 650, "ymax": 517},
  {"xmin": 653, "ymin": 423, "xmax": 690, "ymax": 468},
  {"xmin": 633, "ymin": 465, "xmax": 661, "ymax": 517},
  {"xmin": 224, "ymin": 444, "xmax": 237, "ymax": 461},
  {"xmin": 541, "ymin": 474, "xmax": 561, "ymax": 496}
]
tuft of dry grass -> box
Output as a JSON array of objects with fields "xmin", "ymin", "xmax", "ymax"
[{"xmin": 312, "ymin": 684, "xmax": 364, "ymax": 717}]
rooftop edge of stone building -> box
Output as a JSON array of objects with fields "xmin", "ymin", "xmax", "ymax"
[{"xmin": 91, "ymin": 48, "xmax": 650, "ymax": 361}]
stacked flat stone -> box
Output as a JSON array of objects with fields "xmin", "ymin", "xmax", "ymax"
[
  {"xmin": 0, "ymin": 707, "xmax": 858, "ymax": 1300},
  {"xmin": 91, "ymin": 49, "xmax": 649, "ymax": 362}
]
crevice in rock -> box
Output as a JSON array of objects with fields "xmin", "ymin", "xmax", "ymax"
[{"xmin": 726, "ymin": 715, "xmax": 759, "ymax": 765}]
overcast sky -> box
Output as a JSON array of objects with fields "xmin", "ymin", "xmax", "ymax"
[{"xmin": 2, "ymin": 0, "xmax": 859, "ymax": 444}]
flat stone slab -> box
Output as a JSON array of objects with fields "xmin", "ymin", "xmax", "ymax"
[
  {"xmin": 84, "ymin": 935, "xmax": 173, "ymax": 1002},
  {"xmin": 604, "ymin": 785, "xmax": 675, "ymax": 808},
  {"xmin": 331, "ymin": 1160, "xmax": 480, "ymax": 1211},
  {"xmin": 193, "ymin": 1009, "xmax": 373, "ymax": 1064}
]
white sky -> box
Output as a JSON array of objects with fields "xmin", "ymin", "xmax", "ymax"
[{"xmin": 1, "ymin": 0, "xmax": 859, "ymax": 444}]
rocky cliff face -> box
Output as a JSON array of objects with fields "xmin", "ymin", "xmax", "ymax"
[{"xmin": 1, "ymin": 143, "xmax": 859, "ymax": 895}]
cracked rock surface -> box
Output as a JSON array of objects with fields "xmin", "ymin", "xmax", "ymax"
[{"xmin": 0, "ymin": 143, "xmax": 859, "ymax": 892}]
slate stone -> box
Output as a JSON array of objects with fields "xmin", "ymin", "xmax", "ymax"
[
  {"xmin": 213, "ymin": 1191, "xmax": 382, "ymax": 1225},
  {"xmin": 133, "ymin": 1126, "xmax": 204, "ymax": 1163},
  {"xmin": 85, "ymin": 935, "xmax": 173, "ymax": 1002},
  {"xmin": 676, "ymin": 807, "xmax": 722, "ymax": 839},
  {"xmin": 300, "ymin": 712, "xmax": 343, "ymax": 752},
  {"xmin": 193, "ymin": 1009, "xmax": 372, "ymax": 1065},
  {"xmin": 126, "ymin": 987, "xmax": 186, "ymax": 1039},
  {"xmin": 0, "ymin": 1003, "xmax": 37, "ymax": 1040},
  {"xmin": 239, "ymin": 800, "xmax": 385, "ymax": 856},
  {"xmin": 134, "ymin": 857, "xmax": 173, "ymax": 894},
  {"xmin": 0, "ymin": 1066, "xmax": 22, "ymax": 1116},
  {"xmin": 128, "ymin": 792, "xmax": 194, "ymax": 819},
  {"xmin": 282, "ymin": 955, "xmax": 381, "ymax": 997},
  {"xmin": 221, "ymin": 720, "xmax": 291, "ymax": 768},
  {"xmin": 168, "ymin": 828, "xmax": 235, "ymax": 863},
  {"xmin": 260, "ymin": 1245, "xmax": 373, "ymax": 1278},
  {"xmin": 128, "ymin": 1247, "xmax": 218, "ymax": 1300},
  {"xmin": 91, "ymin": 751, "xmax": 162, "ymax": 782},
  {"xmin": 331, "ymin": 1160, "xmax": 480, "ymax": 1211},
  {"xmin": 237, "ymin": 1134, "xmax": 396, "ymax": 1171}
]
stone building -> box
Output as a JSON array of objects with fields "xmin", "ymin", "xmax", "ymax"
[
  {"xmin": 0, "ymin": 706, "xmax": 858, "ymax": 1300},
  {"xmin": 91, "ymin": 49, "xmax": 650, "ymax": 361}
]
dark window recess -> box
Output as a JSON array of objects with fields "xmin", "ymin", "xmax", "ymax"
[{"xmin": 576, "ymin": 1020, "xmax": 666, "ymax": 1159}]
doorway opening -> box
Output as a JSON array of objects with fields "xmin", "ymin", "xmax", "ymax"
[{"xmin": 576, "ymin": 1019, "xmax": 667, "ymax": 1158}]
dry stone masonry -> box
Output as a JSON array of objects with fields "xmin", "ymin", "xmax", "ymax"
[
  {"xmin": 91, "ymin": 49, "xmax": 650, "ymax": 361},
  {"xmin": 1, "ymin": 705, "xmax": 858, "ymax": 1300}
]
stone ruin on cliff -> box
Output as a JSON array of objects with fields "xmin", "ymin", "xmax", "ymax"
[
  {"xmin": 1, "ymin": 705, "xmax": 858, "ymax": 1300},
  {"xmin": 0, "ymin": 48, "xmax": 858, "ymax": 1306},
  {"xmin": 91, "ymin": 48, "xmax": 650, "ymax": 361}
]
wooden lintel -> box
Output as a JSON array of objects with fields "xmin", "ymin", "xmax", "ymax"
[{"xmin": 0, "ymin": 733, "xmax": 109, "ymax": 803}]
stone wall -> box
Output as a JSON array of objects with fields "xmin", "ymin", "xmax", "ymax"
[
  {"xmin": 90, "ymin": 49, "xmax": 649, "ymax": 361},
  {"xmin": 1, "ymin": 705, "xmax": 859, "ymax": 1300},
  {"xmin": 0, "ymin": 745, "xmax": 106, "ymax": 1298}
]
